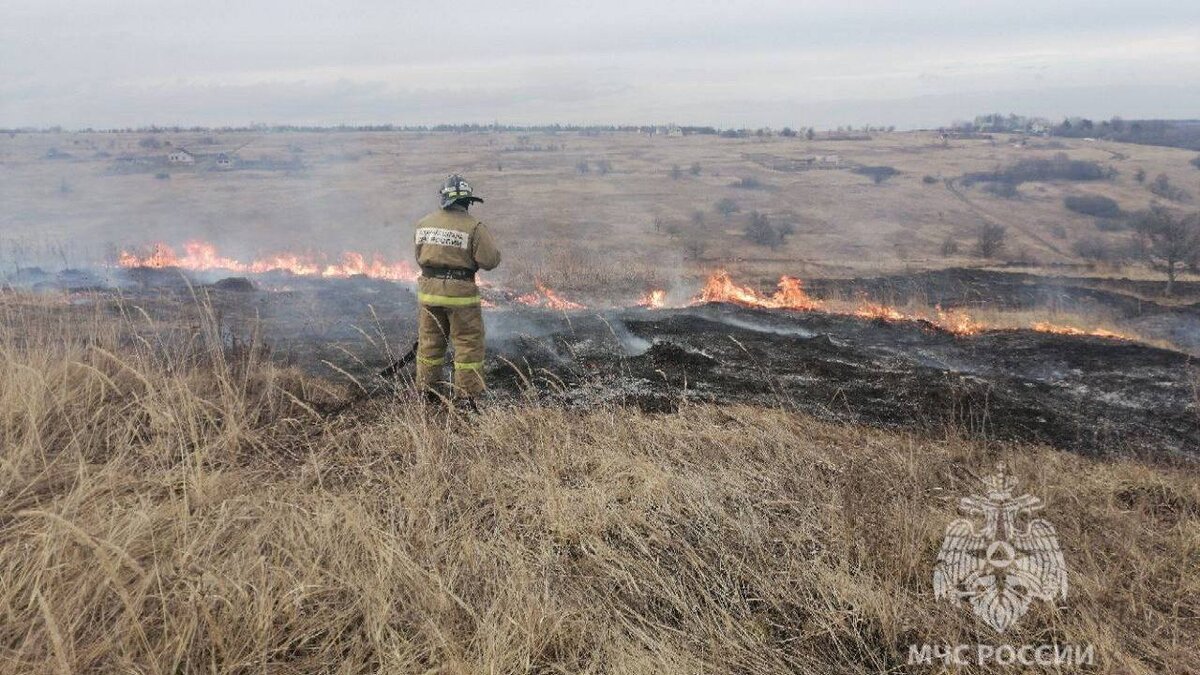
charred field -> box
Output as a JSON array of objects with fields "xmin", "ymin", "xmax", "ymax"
[
  {"xmin": 489, "ymin": 304, "xmax": 1196, "ymax": 458},
  {"xmin": 3, "ymin": 262, "xmax": 1200, "ymax": 673},
  {"xmin": 10, "ymin": 264, "xmax": 1197, "ymax": 460}
]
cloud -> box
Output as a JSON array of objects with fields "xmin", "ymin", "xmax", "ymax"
[{"xmin": 2, "ymin": 0, "xmax": 1197, "ymax": 128}]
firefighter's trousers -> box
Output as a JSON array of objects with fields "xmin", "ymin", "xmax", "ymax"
[{"xmin": 416, "ymin": 302, "xmax": 486, "ymax": 397}]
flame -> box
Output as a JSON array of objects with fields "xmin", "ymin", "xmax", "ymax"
[
  {"xmin": 690, "ymin": 271, "xmax": 1131, "ymax": 341},
  {"xmin": 696, "ymin": 270, "xmax": 824, "ymax": 311},
  {"xmin": 931, "ymin": 305, "xmax": 986, "ymax": 335},
  {"xmin": 1031, "ymin": 322, "xmax": 1131, "ymax": 340},
  {"xmin": 118, "ymin": 241, "xmax": 418, "ymax": 282},
  {"xmin": 638, "ymin": 289, "xmax": 667, "ymax": 309},
  {"xmin": 513, "ymin": 282, "xmax": 586, "ymax": 310},
  {"xmin": 853, "ymin": 301, "xmax": 906, "ymax": 322},
  {"xmin": 115, "ymin": 247, "xmax": 1136, "ymax": 341}
]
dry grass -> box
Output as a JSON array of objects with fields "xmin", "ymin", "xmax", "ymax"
[
  {"xmin": 1, "ymin": 294, "xmax": 1197, "ymax": 673},
  {"xmin": 6, "ymin": 129, "xmax": 1200, "ymax": 287}
]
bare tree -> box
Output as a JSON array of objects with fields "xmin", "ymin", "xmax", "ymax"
[
  {"xmin": 974, "ymin": 223, "xmax": 1007, "ymax": 258},
  {"xmin": 1134, "ymin": 207, "xmax": 1200, "ymax": 296},
  {"xmin": 1149, "ymin": 173, "xmax": 1191, "ymax": 202},
  {"xmin": 744, "ymin": 211, "xmax": 787, "ymax": 248},
  {"xmin": 714, "ymin": 198, "xmax": 741, "ymax": 217}
]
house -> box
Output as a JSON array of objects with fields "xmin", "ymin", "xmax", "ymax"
[
  {"xmin": 215, "ymin": 153, "xmax": 234, "ymax": 169},
  {"xmin": 167, "ymin": 148, "xmax": 195, "ymax": 164}
]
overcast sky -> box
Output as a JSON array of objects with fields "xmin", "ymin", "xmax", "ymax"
[{"xmin": 3, "ymin": 0, "xmax": 1198, "ymax": 129}]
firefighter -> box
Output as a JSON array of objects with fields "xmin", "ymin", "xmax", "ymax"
[{"xmin": 413, "ymin": 174, "xmax": 501, "ymax": 405}]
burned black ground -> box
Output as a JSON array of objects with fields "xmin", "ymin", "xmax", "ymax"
[
  {"xmin": 485, "ymin": 304, "xmax": 1196, "ymax": 459},
  {"xmin": 7, "ymin": 266, "xmax": 1198, "ymax": 459}
]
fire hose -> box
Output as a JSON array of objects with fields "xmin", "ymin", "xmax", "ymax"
[{"xmin": 322, "ymin": 340, "xmax": 419, "ymax": 417}]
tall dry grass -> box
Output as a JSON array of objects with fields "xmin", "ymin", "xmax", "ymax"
[{"xmin": 0, "ymin": 292, "xmax": 1197, "ymax": 673}]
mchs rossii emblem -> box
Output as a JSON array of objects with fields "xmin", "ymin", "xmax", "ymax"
[{"xmin": 933, "ymin": 465, "xmax": 1068, "ymax": 633}]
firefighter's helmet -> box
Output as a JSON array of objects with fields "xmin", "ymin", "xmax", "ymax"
[{"xmin": 439, "ymin": 174, "xmax": 483, "ymax": 209}]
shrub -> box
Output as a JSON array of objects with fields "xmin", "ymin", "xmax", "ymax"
[
  {"xmin": 744, "ymin": 211, "xmax": 788, "ymax": 248},
  {"xmin": 922, "ymin": 175, "xmax": 939, "ymax": 185},
  {"xmin": 940, "ymin": 237, "xmax": 960, "ymax": 256},
  {"xmin": 983, "ymin": 181, "xmax": 1019, "ymax": 198},
  {"xmin": 576, "ymin": 160, "xmax": 589, "ymax": 175},
  {"xmin": 1191, "ymin": 155, "xmax": 1200, "ymax": 170},
  {"xmin": 595, "ymin": 159, "xmax": 612, "ymax": 175},
  {"xmin": 714, "ymin": 198, "xmax": 741, "ymax": 217},
  {"xmin": 963, "ymin": 153, "xmax": 1110, "ymax": 186},
  {"xmin": 670, "ymin": 164, "xmax": 683, "ymax": 180},
  {"xmin": 853, "ymin": 165, "xmax": 899, "ymax": 184},
  {"xmin": 1149, "ymin": 173, "xmax": 1191, "ymax": 202},
  {"xmin": 974, "ymin": 223, "xmax": 1007, "ymax": 258},
  {"xmin": 1064, "ymin": 194, "xmax": 1121, "ymax": 218},
  {"xmin": 731, "ymin": 176, "xmax": 766, "ymax": 190},
  {"xmin": 689, "ymin": 162, "xmax": 701, "ymax": 176},
  {"xmin": 1073, "ymin": 236, "xmax": 1123, "ymax": 263}
]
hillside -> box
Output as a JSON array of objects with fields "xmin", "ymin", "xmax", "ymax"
[
  {"xmin": 3, "ymin": 130, "xmax": 1198, "ymax": 293},
  {"xmin": 0, "ymin": 297, "xmax": 1196, "ymax": 673}
]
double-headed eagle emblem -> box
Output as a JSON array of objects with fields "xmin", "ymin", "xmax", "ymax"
[{"xmin": 933, "ymin": 465, "xmax": 1068, "ymax": 633}]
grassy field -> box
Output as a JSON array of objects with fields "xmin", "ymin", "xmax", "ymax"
[
  {"xmin": 0, "ymin": 290, "xmax": 1197, "ymax": 674},
  {"xmin": 3, "ymin": 131, "xmax": 1198, "ymax": 672},
  {"xmin": 3, "ymin": 129, "xmax": 1198, "ymax": 293}
]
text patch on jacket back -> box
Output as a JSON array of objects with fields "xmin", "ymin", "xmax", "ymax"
[{"xmin": 416, "ymin": 227, "xmax": 469, "ymax": 249}]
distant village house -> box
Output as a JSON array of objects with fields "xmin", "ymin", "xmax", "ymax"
[{"xmin": 167, "ymin": 148, "xmax": 195, "ymax": 164}]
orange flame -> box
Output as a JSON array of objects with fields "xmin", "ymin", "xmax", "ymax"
[
  {"xmin": 695, "ymin": 270, "xmax": 824, "ymax": 311},
  {"xmin": 854, "ymin": 301, "xmax": 906, "ymax": 322},
  {"xmin": 1031, "ymin": 322, "xmax": 1131, "ymax": 340},
  {"xmin": 931, "ymin": 305, "xmax": 986, "ymax": 335},
  {"xmin": 638, "ymin": 289, "xmax": 667, "ymax": 309},
  {"xmin": 514, "ymin": 282, "xmax": 586, "ymax": 310},
  {"xmin": 118, "ymin": 241, "xmax": 418, "ymax": 282},
  {"xmin": 690, "ymin": 270, "xmax": 1131, "ymax": 341}
]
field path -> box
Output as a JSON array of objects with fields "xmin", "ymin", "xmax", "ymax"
[{"xmin": 944, "ymin": 178, "xmax": 1067, "ymax": 258}]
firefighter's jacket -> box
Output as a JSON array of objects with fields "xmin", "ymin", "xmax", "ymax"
[{"xmin": 413, "ymin": 206, "xmax": 501, "ymax": 306}]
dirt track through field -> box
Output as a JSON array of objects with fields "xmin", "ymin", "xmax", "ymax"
[{"xmin": 943, "ymin": 178, "xmax": 1067, "ymax": 257}]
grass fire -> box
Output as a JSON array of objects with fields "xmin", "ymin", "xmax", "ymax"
[{"xmin": 3, "ymin": 5, "xmax": 1200, "ymax": 671}]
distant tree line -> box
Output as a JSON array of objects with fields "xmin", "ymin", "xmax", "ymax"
[
  {"xmin": 962, "ymin": 153, "xmax": 1113, "ymax": 188},
  {"xmin": 1, "ymin": 122, "xmax": 880, "ymax": 140},
  {"xmin": 1051, "ymin": 118, "xmax": 1200, "ymax": 151}
]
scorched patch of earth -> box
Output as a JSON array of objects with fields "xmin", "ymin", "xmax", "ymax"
[{"xmin": 486, "ymin": 304, "xmax": 1197, "ymax": 459}]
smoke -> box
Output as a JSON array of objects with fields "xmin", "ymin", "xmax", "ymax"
[
  {"xmin": 602, "ymin": 315, "xmax": 652, "ymax": 355},
  {"xmin": 699, "ymin": 314, "xmax": 817, "ymax": 339}
]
